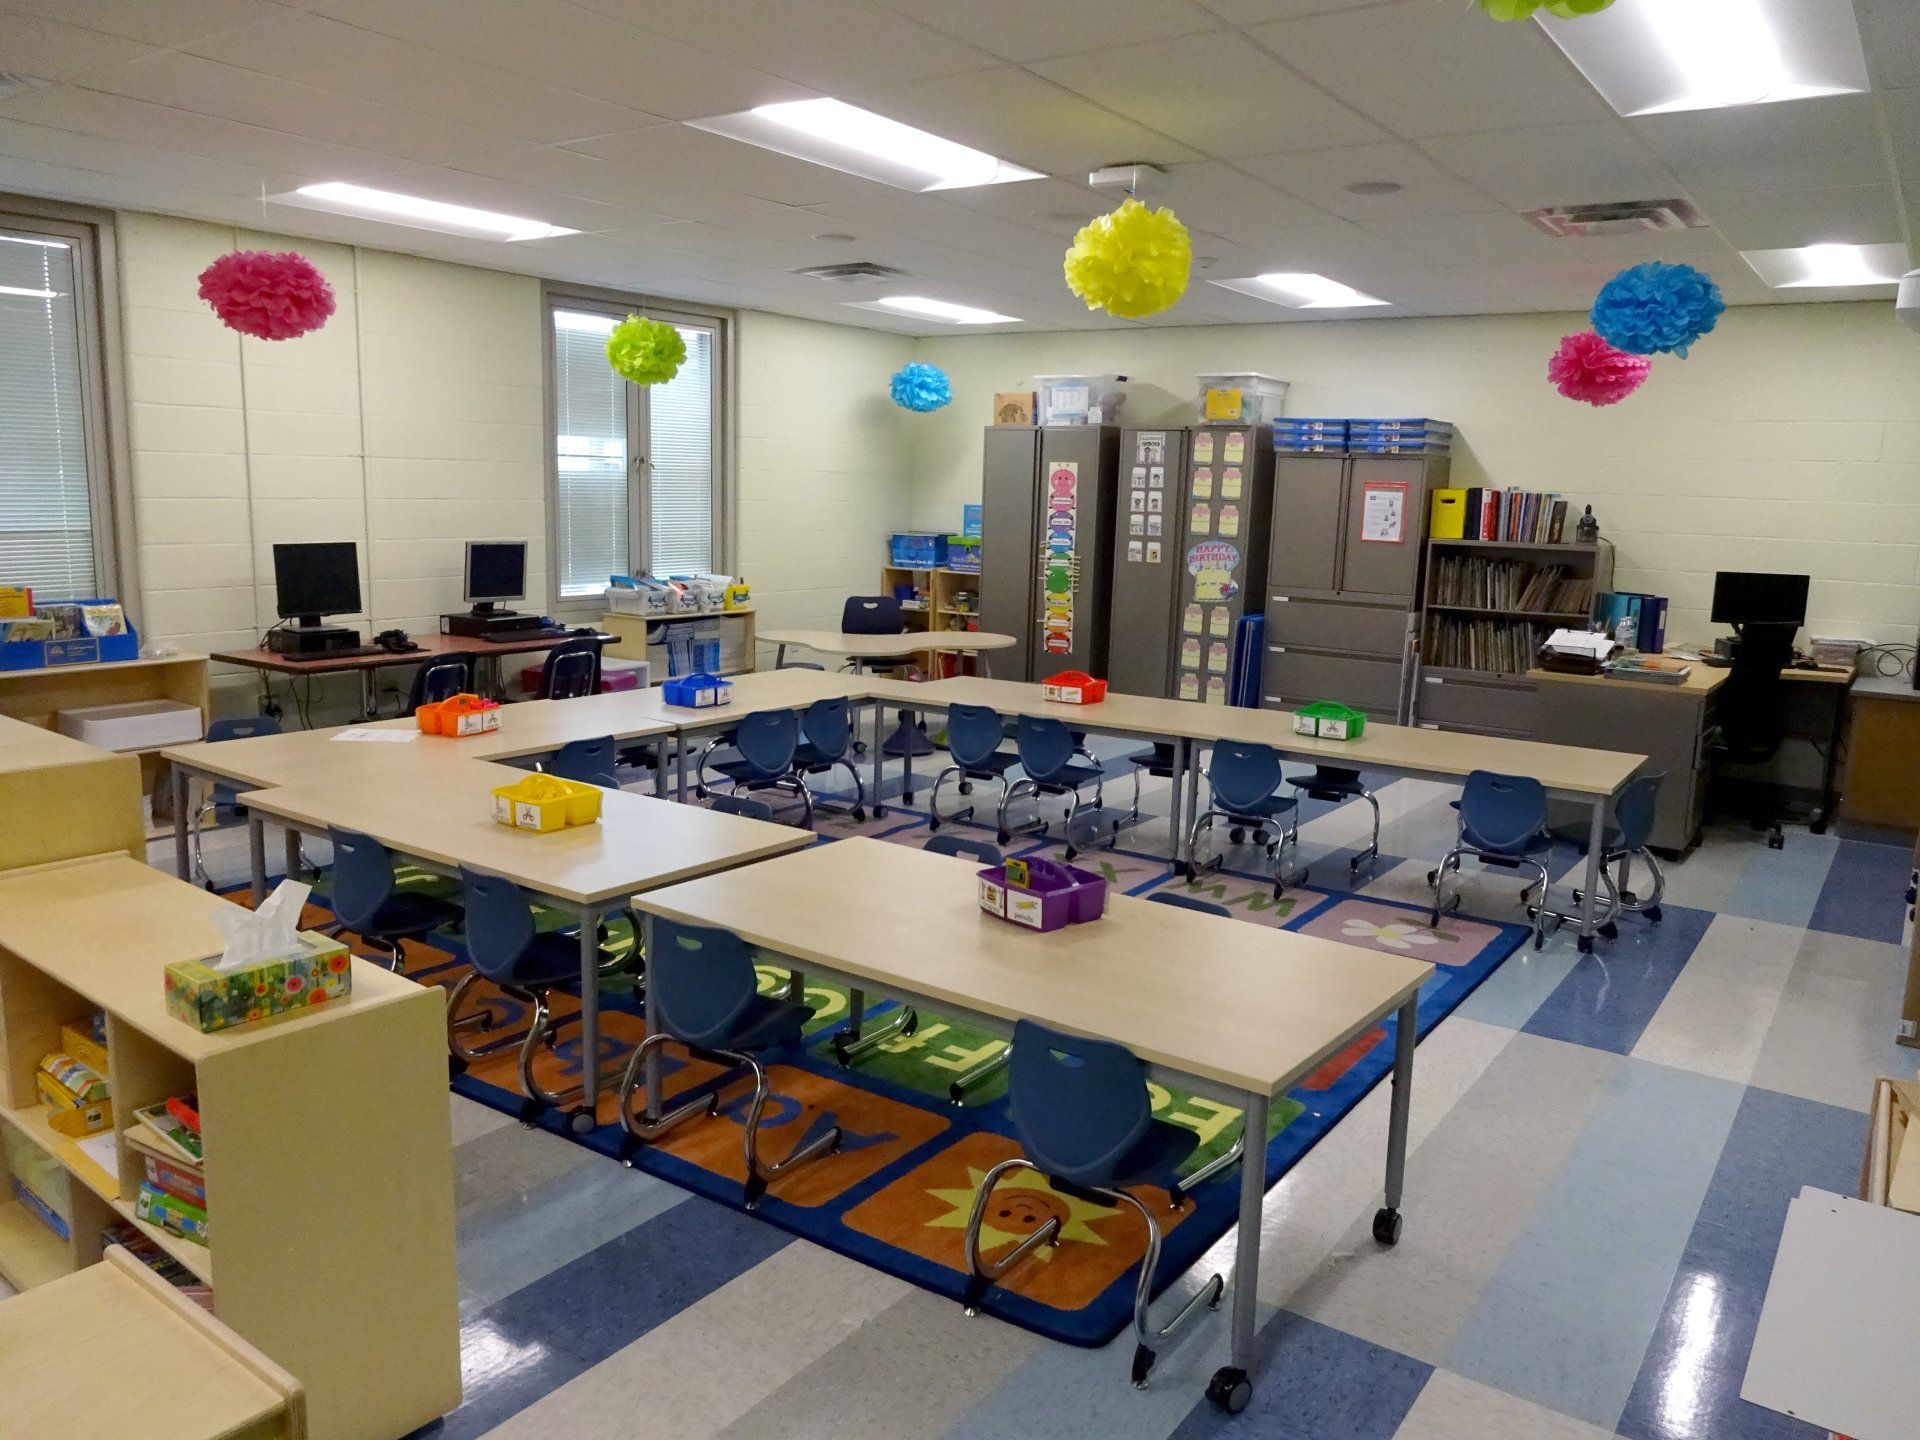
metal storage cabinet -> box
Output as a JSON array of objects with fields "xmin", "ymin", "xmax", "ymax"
[{"xmin": 1262, "ymin": 453, "xmax": 1447, "ymax": 723}]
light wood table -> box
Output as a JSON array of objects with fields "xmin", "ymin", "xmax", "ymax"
[
  {"xmin": 862, "ymin": 674, "xmax": 1646, "ymax": 952},
  {"xmin": 235, "ymin": 758, "xmax": 815, "ymax": 1120},
  {"xmin": 0, "ymin": 1247, "xmax": 305, "ymax": 1439},
  {"xmin": 631, "ymin": 838, "xmax": 1433, "ymax": 1411},
  {"xmin": 760, "ymin": 626, "xmax": 1016, "ymax": 676}
]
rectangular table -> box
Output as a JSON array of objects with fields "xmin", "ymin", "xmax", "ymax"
[
  {"xmin": 235, "ymin": 758, "xmax": 815, "ymax": 1115},
  {"xmin": 860, "ymin": 674, "xmax": 1647, "ymax": 952},
  {"xmin": 630, "ymin": 838, "xmax": 1432, "ymax": 1407}
]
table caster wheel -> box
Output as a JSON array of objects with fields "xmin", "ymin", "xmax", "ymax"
[
  {"xmin": 1206, "ymin": 1366, "xmax": 1252, "ymax": 1414},
  {"xmin": 567, "ymin": 1108, "xmax": 597, "ymax": 1136},
  {"xmin": 1646, "ymin": 905, "xmax": 1663, "ymax": 923},
  {"xmin": 1578, "ymin": 935, "xmax": 1594, "ymax": 954},
  {"xmin": 1372, "ymin": 1206, "xmax": 1402, "ymax": 1246},
  {"xmin": 873, "ymin": 804, "xmax": 888, "ymax": 818}
]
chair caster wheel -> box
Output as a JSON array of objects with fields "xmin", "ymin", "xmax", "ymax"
[
  {"xmin": 1131, "ymin": 1343, "xmax": 1155, "ymax": 1389},
  {"xmin": 1229, "ymin": 826, "xmax": 1246, "ymax": 845},
  {"xmin": 1206, "ymin": 1366, "xmax": 1253, "ymax": 1414},
  {"xmin": 1646, "ymin": 905, "xmax": 1663, "ymax": 923},
  {"xmin": 567, "ymin": 1108, "xmax": 597, "ymax": 1136},
  {"xmin": 1064, "ymin": 847, "xmax": 1077, "ymax": 861},
  {"xmin": 927, "ymin": 817, "xmax": 942, "ymax": 832},
  {"xmin": 1253, "ymin": 829, "xmax": 1269, "ymax": 846},
  {"xmin": 695, "ymin": 786, "xmax": 708, "ymax": 800},
  {"xmin": 1373, "ymin": 1207, "xmax": 1402, "ymax": 1246},
  {"xmin": 874, "ymin": 804, "xmax": 888, "ymax": 818},
  {"xmin": 1600, "ymin": 922, "xmax": 1619, "ymax": 941},
  {"xmin": 1425, "ymin": 869, "xmax": 1437, "ymax": 885},
  {"xmin": 903, "ymin": 792, "xmax": 915, "ymax": 805},
  {"xmin": 1768, "ymin": 834, "xmax": 1784, "ymax": 851},
  {"xmin": 852, "ymin": 808, "xmax": 866, "ymax": 823},
  {"xmin": 959, "ymin": 781, "xmax": 974, "ymax": 796},
  {"xmin": 996, "ymin": 831, "xmax": 1010, "ymax": 845}
]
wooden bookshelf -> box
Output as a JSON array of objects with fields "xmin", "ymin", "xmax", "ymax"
[
  {"xmin": 880, "ymin": 566, "xmax": 984, "ymax": 678},
  {"xmin": 0, "ymin": 854, "xmax": 460, "ymax": 1440}
]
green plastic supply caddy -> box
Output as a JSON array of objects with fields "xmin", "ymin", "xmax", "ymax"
[{"xmin": 1292, "ymin": 701, "xmax": 1366, "ymax": 741}]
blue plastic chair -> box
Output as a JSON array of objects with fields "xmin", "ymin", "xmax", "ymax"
[
  {"xmin": 191, "ymin": 715, "xmax": 283, "ymax": 886},
  {"xmin": 1288, "ymin": 764, "xmax": 1381, "ymax": 875},
  {"xmin": 617, "ymin": 919, "xmax": 839, "ymax": 1208},
  {"xmin": 923, "ymin": 833, "xmax": 1004, "ymax": 867},
  {"xmin": 709, "ymin": 794, "xmax": 774, "ymax": 821},
  {"xmin": 997, "ymin": 716, "xmax": 1116, "ymax": 858},
  {"xmin": 699, "ymin": 708, "xmax": 815, "ymax": 827},
  {"xmin": 327, "ymin": 827, "xmax": 459, "ymax": 970},
  {"xmin": 1187, "ymin": 741, "xmax": 1305, "ymax": 897},
  {"xmin": 962, "ymin": 1020, "xmax": 1224, "ymax": 1389},
  {"xmin": 1549, "ymin": 771, "xmax": 1667, "ymax": 937},
  {"xmin": 447, "ymin": 868, "xmax": 626, "ymax": 1131},
  {"xmin": 929, "ymin": 704, "xmax": 1020, "ymax": 831},
  {"xmin": 1431, "ymin": 771, "xmax": 1552, "ymax": 950},
  {"xmin": 793, "ymin": 697, "xmax": 866, "ymax": 820},
  {"xmin": 1147, "ymin": 892, "xmax": 1232, "ymax": 918},
  {"xmin": 549, "ymin": 735, "xmax": 618, "ymax": 789},
  {"xmin": 536, "ymin": 637, "xmax": 601, "ymax": 700},
  {"xmin": 404, "ymin": 653, "xmax": 472, "ymax": 716}
]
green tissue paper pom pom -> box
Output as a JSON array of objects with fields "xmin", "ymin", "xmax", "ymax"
[
  {"xmin": 1478, "ymin": 0, "xmax": 1614, "ymax": 17},
  {"xmin": 606, "ymin": 316, "xmax": 686, "ymax": 386}
]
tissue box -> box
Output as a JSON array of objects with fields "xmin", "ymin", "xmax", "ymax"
[{"xmin": 164, "ymin": 931, "xmax": 352, "ymax": 1034}]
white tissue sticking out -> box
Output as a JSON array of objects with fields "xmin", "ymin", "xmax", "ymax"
[{"xmin": 209, "ymin": 879, "xmax": 312, "ymax": 972}]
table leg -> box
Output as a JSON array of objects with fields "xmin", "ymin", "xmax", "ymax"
[
  {"xmin": 362, "ymin": 668, "xmax": 377, "ymax": 721},
  {"xmin": 1379, "ymin": 996, "xmax": 1416, "ymax": 1241},
  {"xmin": 642, "ymin": 913, "xmax": 663, "ymax": 1120},
  {"xmin": 1217, "ymin": 1087, "xmax": 1269, "ymax": 1404},
  {"xmin": 247, "ymin": 814, "xmax": 268, "ymax": 906},
  {"xmin": 870, "ymin": 701, "xmax": 888, "ymax": 817},
  {"xmin": 1182, "ymin": 745, "xmax": 1204, "ymax": 872},
  {"xmin": 1577, "ymin": 799, "xmax": 1605, "ymax": 953},
  {"xmin": 1166, "ymin": 738, "xmax": 1187, "ymax": 865},
  {"xmin": 283, "ymin": 826, "xmax": 302, "ymax": 883},
  {"xmin": 981, "ymin": 651, "xmax": 992, "ymax": 679},
  {"xmin": 1813, "ymin": 683, "xmax": 1846, "ymax": 834},
  {"xmin": 653, "ymin": 741, "xmax": 670, "ymax": 800},
  {"xmin": 578, "ymin": 903, "xmax": 601, "ymax": 1115},
  {"xmin": 171, "ymin": 764, "xmax": 192, "ymax": 881},
  {"xmin": 675, "ymin": 733, "xmax": 690, "ymax": 802},
  {"xmin": 775, "ymin": 643, "xmax": 787, "ymax": 668},
  {"xmin": 902, "ymin": 706, "xmax": 918, "ymax": 804}
]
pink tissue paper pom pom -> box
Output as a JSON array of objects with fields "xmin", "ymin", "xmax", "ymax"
[
  {"xmin": 196, "ymin": 250, "xmax": 336, "ymax": 340},
  {"xmin": 1547, "ymin": 330, "xmax": 1650, "ymax": 407}
]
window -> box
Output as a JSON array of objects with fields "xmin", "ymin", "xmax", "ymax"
[
  {"xmin": 0, "ymin": 216, "xmax": 113, "ymax": 602},
  {"xmin": 546, "ymin": 293, "xmax": 726, "ymax": 601}
]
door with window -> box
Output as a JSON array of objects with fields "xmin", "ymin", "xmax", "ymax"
[{"xmin": 547, "ymin": 298, "xmax": 724, "ymax": 604}]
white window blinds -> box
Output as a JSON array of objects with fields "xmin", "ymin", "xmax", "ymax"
[
  {"xmin": 649, "ymin": 325, "xmax": 714, "ymax": 576},
  {"xmin": 0, "ymin": 231, "xmax": 97, "ymax": 601},
  {"xmin": 552, "ymin": 309, "xmax": 629, "ymax": 598}
]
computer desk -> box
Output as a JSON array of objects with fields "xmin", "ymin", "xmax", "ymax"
[{"xmin": 631, "ymin": 838, "xmax": 1433, "ymax": 1412}]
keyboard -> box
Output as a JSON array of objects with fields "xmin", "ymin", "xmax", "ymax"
[{"xmin": 477, "ymin": 626, "xmax": 573, "ymax": 643}]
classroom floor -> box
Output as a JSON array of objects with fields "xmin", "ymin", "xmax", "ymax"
[{"xmin": 165, "ymin": 756, "xmax": 1915, "ymax": 1440}]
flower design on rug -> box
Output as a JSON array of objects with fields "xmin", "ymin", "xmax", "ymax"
[{"xmin": 1341, "ymin": 917, "xmax": 1443, "ymax": 951}]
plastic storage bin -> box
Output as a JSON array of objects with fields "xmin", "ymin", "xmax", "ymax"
[
  {"xmin": 1034, "ymin": 374, "xmax": 1126, "ymax": 426},
  {"xmin": 1041, "ymin": 670, "xmax": 1107, "ymax": 704},
  {"xmin": 416, "ymin": 693, "xmax": 500, "ymax": 737},
  {"xmin": 56, "ymin": 699, "xmax": 203, "ymax": 752},
  {"xmin": 976, "ymin": 857, "xmax": 1108, "ymax": 931},
  {"xmin": 1292, "ymin": 700, "xmax": 1367, "ymax": 740},
  {"xmin": 662, "ymin": 672, "xmax": 732, "ymax": 708},
  {"xmin": 1198, "ymin": 373, "xmax": 1289, "ymax": 425},
  {"xmin": 490, "ymin": 774, "xmax": 603, "ymax": 832},
  {"xmin": 889, "ymin": 532, "xmax": 950, "ymax": 568}
]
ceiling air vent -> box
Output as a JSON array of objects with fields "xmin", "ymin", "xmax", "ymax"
[
  {"xmin": 793, "ymin": 261, "xmax": 909, "ymax": 283},
  {"xmin": 1524, "ymin": 198, "xmax": 1706, "ymax": 238}
]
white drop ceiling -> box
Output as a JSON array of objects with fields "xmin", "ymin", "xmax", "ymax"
[{"xmin": 0, "ymin": 0, "xmax": 1914, "ymax": 334}]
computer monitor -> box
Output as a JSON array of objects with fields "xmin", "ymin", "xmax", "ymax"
[
  {"xmin": 1710, "ymin": 571, "xmax": 1809, "ymax": 630},
  {"xmin": 463, "ymin": 541, "xmax": 527, "ymax": 614},
  {"xmin": 273, "ymin": 542, "xmax": 362, "ymax": 627}
]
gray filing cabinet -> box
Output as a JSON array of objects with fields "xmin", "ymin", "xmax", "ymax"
[{"xmin": 1262, "ymin": 453, "xmax": 1447, "ymax": 723}]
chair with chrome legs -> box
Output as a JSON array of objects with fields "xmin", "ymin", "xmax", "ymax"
[
  {"xmin": 448, "ymin": 868, "xmax": 635, "ymax": 1132},
  {"xmin": 997, "ymin": 716, "xmax": 1118, "ymax": 860},
  {"xmin": 1429, "ymin": 770, "xmax": 1555, "ymax": 951},
  {"xmin": 616, "ymin": 918, "xmax": 840, "ymax": 1208},
  {"xmin": 547, "ymin": 734, "xmax": 619, "ymax": 789},
  {"xmin": 191, "ymin": 715, "xmax": 286, "ymax": 887},
  {"xmin": 963, "ymin": 1019, "xmax": 1225, "ymax": 1389},
  {"xmin": 928, "ymin": 704, "xmax": 1020, "ymax": 832},
  {"xmin": 697, "ymin": 709, "xmax": 815, "ymax": 827},
  {"xmin": 533, "ymin": 636, "xmax": 603, "ymax": 700},
  {"xmin": 403, "ymin": 653, "xmax": 472, "ymax": 716},
  {"xmin": 1544, "ymin": 771, "xmax": 1664, "ymax": 939},
  {"xmin": 1287, "ymin": 764, "xmax": 1381, "ymax": 874},
  {"xmin": 326, "ymin": 828, "xmax": 459, "ymax": 971},
  {"xmin": 793, "ymin": 697, "xmax": 865, "ymax": 821},
  {"xmin": 1185, "ymin": 741, "xmax": 1307, "ymax": 897}
]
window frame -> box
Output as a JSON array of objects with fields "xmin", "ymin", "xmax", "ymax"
[
  {"xmin": 541, "ymin": 283, "xmax": 733, "ymax": 613},
  {"xmin": 0, "ymin": 202, "xmax": 122, "ymax": 604}
]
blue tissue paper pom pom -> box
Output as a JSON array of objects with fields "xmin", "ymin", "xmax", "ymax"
[
  {"xmin": 890, "ymin": 361, "xmax": 952, "ymax": 413},
  {"xmin": 1590, "ymin": 261, "xmax": 1726, "ymax": 358}
]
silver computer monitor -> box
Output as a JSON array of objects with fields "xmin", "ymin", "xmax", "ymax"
[{"xmin": 463, "ymin": 541, "xmax": 527, "ymax": 612}]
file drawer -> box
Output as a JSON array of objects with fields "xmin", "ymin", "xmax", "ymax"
[
  {"xmin": 1266, "ymin": 647, "xmax": 1404, "ymax": 715},
  {"xmin": 1266, "ymin": 598, "xmax": 1409, "ymax": 659},
  {"xmin": 1416, "ymin": 672, "xmax": 1537, "ymax": 732}
]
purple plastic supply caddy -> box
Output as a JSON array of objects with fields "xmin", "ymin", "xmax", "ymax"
[{"xmin": 976, "ymin": 857, "xmax": 1108, "ymax": 932}]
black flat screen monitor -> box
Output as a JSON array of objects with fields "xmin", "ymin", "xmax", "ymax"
[
  {"xmin": 273, "ymin": 542, "xmax": 361, "ymax": 626},
  {"xmin": 1711, "ymin": 571, "xmax": 1808, "ymax": 629},
  {"xmin": 464, "ymin": 541, "xmax": 527, "ymax": 610}
]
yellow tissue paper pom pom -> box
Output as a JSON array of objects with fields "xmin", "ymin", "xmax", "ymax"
[
  {"xmin": 606, "ymin": 315, "xmax": 686, "ymax": 386},
  {"xmin": 1063, "ymin": 197, "xmax": 1192, "ymax": 320}
]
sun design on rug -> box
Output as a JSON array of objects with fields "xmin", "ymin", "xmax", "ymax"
[
  {"xmin": 1341, "ymin": 917, "xmax": 1444, "ymax": 951},
  {"xmin": 925, "ymin": 1166, "xmax": 1115, "ymax": 1260}
]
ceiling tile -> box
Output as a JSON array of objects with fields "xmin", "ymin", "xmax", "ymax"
[
  {"xmin": 1032, "ymin": 30, "xmax": 1385, "ymax": 157},
  {"xmin": 565, "ymin": 124, "xmax": 897, "ymax": 209},
  {"xmin": 806, "ymin": 192, "xmax": 1066, "ymax": 267},
  {"xmin": 920, "ymin": 176, "xmax": 1104, "ymax": 237},
  {"xmin": 330, "ymin": 164, "xmax": 655, "ymax": 235},
  {"xmin": 0, "ymin": 112, "xmax": 301, "ymax": 198},
  {"xmin": 1140, "ymin": 160, "xmax": 1331, "ymax": 233},
  {"xmin": 1206, "ymin": 217, "xmax": 1424, "ymax": 275},
  {"xmin": 0, "ymin": 10, "xmax": 155, "ymax": 79},
  {"xmin": 459, "ymin": 143, "xmax": 792, "ymax": 226},
  {"xmin": 3, "ymin": 0, "xmax": 284, "ymax": 48},
  {"xmin": 1198, "ymin": 0, "xmax": 1390, "ymax": 21},
  {"xmin": 853, "ymin": 66, "xmax": 1200, "ymax": 176},
  {"xmin": 308, "ymin": 0, "xmax": 809, "ymax": 118},
  {"xmin": 1856, "ymin": 0, "xmax": 1920, "ymax": 91},
  {"xmin": 182, "ymin": 11, "xmax": 662, "ymax": 146},
  {"xmin": 1240, "ymin": 140, "xmax": 1496, "ymax": 221},
  {"xmin": 1693, "ymin": 185, "xmax": 1905, "ymax": 251},
  {"xmin": 1630, "ymin": 93, "xmax": 1891, "ymax": 195},
  {"xmin": 1357, "ymin": 209, "xmax": 1565, "ymax": 268},
  {"xmin": 1249, "ymin": 0, "xmax": 1609, "ymax": 139},
  {"xmin": 874, "ymin": 0, "xmax": 1220, "ymax": 64},
  {"xmin": 1420, "ymin": 120, "xmax": 1681, "ymax": 211}
]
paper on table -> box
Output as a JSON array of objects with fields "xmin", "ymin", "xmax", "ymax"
[
  {"xmin": 1544, "ymin": 629, "xmax": 1614, "ymax": 660},
  {"xmin": 331, "ymin": 730, "xmax": 418, "ymax": 744}
]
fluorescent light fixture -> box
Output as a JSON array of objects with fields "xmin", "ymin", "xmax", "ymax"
[
  {"xmin": 276, "ymin": 182, "xmax": 579, "ymax": 242},
  {"xmin": 848, "ymin": 295, "xmax": 1021, "ymax": 325},
  {"xmin": 688, "ymin": 98, "xmax": 1041, "ymax": 192},
  {"xmin": 0, "ymin": 285, "xmax": 60, "ymax": 299},
  {"xmin": 1210, "ymin": 272, "xmax": 1389, "ymax": 310},
  {"xmin": 1537, "ymin": 0, "xmax": 1867, "ymax": 116},
  {"xmin": 1740, "ymin": 242, "xmax": 1908, "ymax": 289}
]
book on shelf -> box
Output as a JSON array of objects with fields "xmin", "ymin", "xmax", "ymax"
[
  {"xmin": 131, "ymin": 1100, "xmax": 202, "ymax": 1164},
  {"xmin": 1422, "ymin": 614, "xmax": 1549, "ymax": 676},
  {"xmin": 1427, "ymin": 555, "xmax": 1593, "ymax": 615},
  {"xmin": 1455, "ymin": 487, "xmax": 1578, "ymax": 545}
]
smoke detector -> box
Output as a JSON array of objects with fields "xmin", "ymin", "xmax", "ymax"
[
  {"xmin": 1524, "ymin": 198, "xmax": 1706, "ymax": 237},
  {"xmin": 792, "ymin": 260, "xmax": 909, "ymax": 283}
]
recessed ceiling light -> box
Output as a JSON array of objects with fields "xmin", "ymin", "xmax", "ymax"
[
  {"xmin": 0, "ymin": 285, "xmax": 60, "ymax": 299},
  {"xmin": 1537, "ymin": 0, "xmax": 1866, "ymax": 117},
  {"xmin": 687, "ymin": 98, "xmax": 1042, "ymax": 192},
  {"xmin": 275, "ymin": 182, "xmax": 579, "ymax": 242},
  {"xmin": 1345, "ymin": 181, "xmax": 1403, "ymax": 197},
  {"xmin": 849, "ymin": 295, "xmax": 1021, "ymax": 325},
  {"xmin": 1740, "ymin": 242, "xmax": 1908, "ymax": 289},
  {"xmin": 1210, "ymin": 272, "xmax": 1389, "ymax": 310}
]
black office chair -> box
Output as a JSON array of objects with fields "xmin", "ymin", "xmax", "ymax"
[
  {"xmin": 404, "ymin": 653, "xmax": 473, "ymax": 716},
  {"xmin": 1708, "ymin": 630, "xmax": 1793, "ymax": 849},
  {"xmin": 535, "ymin": 637, "xmax": 603, "ymax": 701}
]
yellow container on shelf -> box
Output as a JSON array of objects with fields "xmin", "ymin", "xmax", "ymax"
[
  {"xmin": 1429, "ymin": 488, "xmax": 1466, "ymax": 540},
  {"xmin": 490, "ymin": 774, "xmax": 603, "ymax": 832}
]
